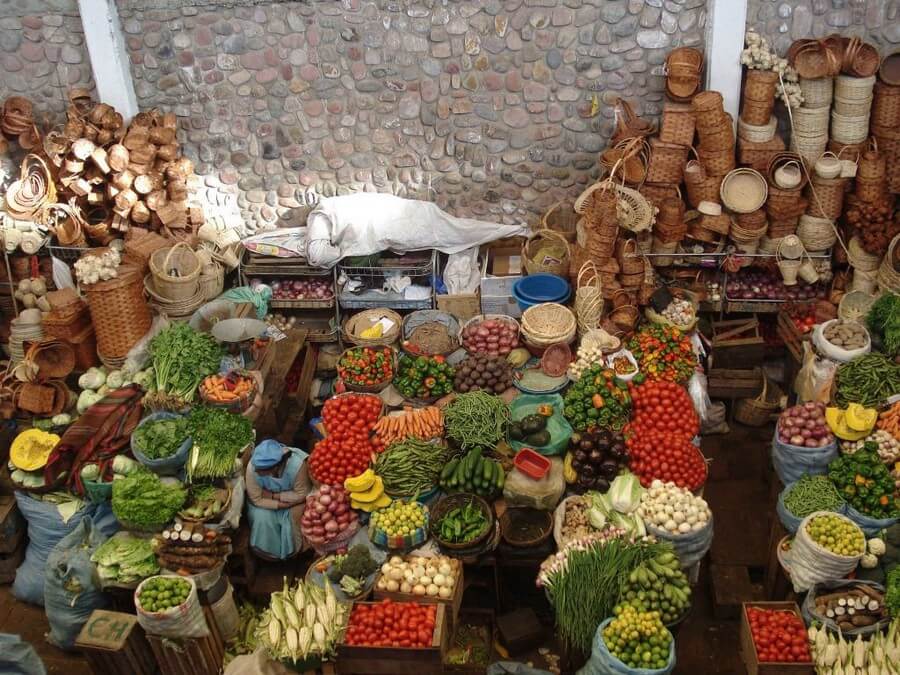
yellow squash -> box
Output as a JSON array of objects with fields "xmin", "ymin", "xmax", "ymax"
[{"xmin": 10, "ymin": 429, "xmax": 60, "ymax": 472}]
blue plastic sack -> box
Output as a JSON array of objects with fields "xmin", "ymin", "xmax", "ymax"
[
  {"xmin": 646, "ymin": 515, "xmax": 713, "ymax": 569},
  {"xmin": 577, "ymin": 618, "xmax": 675, "ymax": 675},
  {"xmin": 131, "ymin": 411, "xmax": 192, "ymax": 476},
  {"xmin": 776, "ymin": 481, "xmax": 848, "ymax": 535},
  {"xmin": 843, "ymin": 504, "xmax": 898, "ymax": 538},
  {"xmin": 12, "ymin": 492, "xmax": 90, "ymax": 606},
  {"xmin": 0, "ymin": 634, "xmax": 46, "ymax": 675},
  {"xmin": 44, "ymin": 519, "xmax": 109, "ymax": 650},
  {"xmin": 771, "ymin": 432, "xmax": 838, "ymax": 486}
]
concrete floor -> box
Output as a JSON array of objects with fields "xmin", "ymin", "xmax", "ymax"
[{"xmin": 0, "ymin": 423, "xmax": 772, "ymax": 675}]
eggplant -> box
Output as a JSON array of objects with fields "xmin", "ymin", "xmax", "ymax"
[
  {"xmin": 579, "ymin": 438, "xmax": 594, "ymax": 451},
  {"xmin": 572, "ymin": 458, "xmax": 583, "ymax": 471},
  {"xmin": 599, "ymin": 460, "xmax": 619, "ymax": 479},
  {"xmin": 577, "ymin": 474, "xmax": 593, "ymax": 488},
  {"xmin": 580, "ymin": 463, "xmax": 595, "ymax": 478},
  {"xmin": 589, "ymin": 449, "xmax": 604, "ymax": 464},
  {"xmin": 595, "ymin": 435, "xmax": 610, "ymax": 450},
  {"xmin": 608, "ymin": 442, "xmax": 626, "ymax": 460},
  {"xmin": 594, "ymin": 478, "xmax": 611, "ymax": 493},
  {"xmin": 574, "ymin": 449, "xmax": 589, "ymax": 463}
]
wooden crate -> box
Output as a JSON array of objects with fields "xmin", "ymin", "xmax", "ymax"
[
  {"xmin": 443, "ymin": 608, "xmax": 496, "ymax": 675},
  {"xmin": 707, "ymin": 367, "xmax": 763, "ymax": 400},
  {"xmin": 776, "ymin": 311, "xmax": 812, "ymax": 364},
  {"xmin": 711, "ymin": 318, "xmax": 766, "ymax": 369},
  {"xmin": 372, "ymin": 563, "xmax": 464, "ymax": 629},
  {"xmin": 336, "ymin": 602, "xmax": 450, "ymax": 674},
  {"xmin": 147, "ymin": 631, "xmax": 222, "ymax": 675},
  {"xmin": 437, "ymin": 292, "xmax": 480, "ymax": 322},
  {"xmin": 75, "ymin": 610, "xmax": 157, "ymax": 675},
  {"xmin": 740, "ymin": 602, "xmax": 814, "ymax": 675}
]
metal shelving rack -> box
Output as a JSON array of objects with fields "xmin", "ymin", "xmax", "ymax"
[{"xmin": 337, "ymin": 250, "xmax": 436, "ymax": 311}]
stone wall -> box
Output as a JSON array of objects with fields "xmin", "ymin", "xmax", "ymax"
[
  {"xmin": 746, "ymin": 0, "xmax": 900, "ymax": 56},
  {"xmin": 114, "ymin": 0, "xmax": 708, "ymax": 231},
  {"xmin": 0, "ymin": 0, "xmax": 94, "ymax": 126}
]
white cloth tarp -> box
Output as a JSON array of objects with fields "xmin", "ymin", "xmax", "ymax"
[{"xmin": 305, "ymin": 194, "xmax": 526, "ymax": 267}]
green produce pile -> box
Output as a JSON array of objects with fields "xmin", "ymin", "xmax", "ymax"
[
  {"xmin": 444, "ymin": 391, "xmax": 510, "ymax": 450},
  {"xmin": 508, "ymin": 412, "xmax": 551, "ymax": 448},
  {"xmin": 112, "ymin": 469, "xmax": 186, "ymax": 531},
  {"xmin": 180, "ymin": 484, "xmax": 227, "ymax": 520},
  {"xmin": 225, "ymin": 602, "xmax": 262, "ymax": 666},
  {"xmin": 91, "ymin": 534, "xmax": 159, "ymax": 584},
  {"xmin": 619, "ymin": 548, "xmax": 690, "ymax": 625},
  {"xmin": 146, "ymin": 323, "xmax": 223, "ymax": 407},
  {"xmin": 394, "ymin": 354, "xmax": 454, "ymax": 400},
  {"xmin": 828, "ymin": 448, "xmax": 900, "ymax": 519},
  {"xmin": 373, "ymin": 437, "xmax": 453, "ymax": 497},
  {"xmin": 133, "ymin": 416, "xmax": 189, "ymax": 460},
  {"xmin": 783, "ymin": 474, "xmax": 845, "ymax": 519},
  {"xmin": 886, "ymin": 566, "xmax": 900, "ymax": 617},
  {"xmin": 563, "ymin": 364, "xmax": 631, "ymax": 432},
  {"xmin": 138, "ymin": 576, "xmax": 192, "ymax": 612},
  {"xmin": 805, "ymin": 513, "xmax": 865, "ymax": 556},
  {"xmin": 436, "ymin": 499, "xmax": 489, "ymax": 544},
  {"xmin": 867, "ymin": 293, "xmax": 900, "ymax": 357},
  {"xmin": 835, "ymin": 353, "xmax": 900, "ymax": 408},
  {"xmin": 439, "ymin": 447, "xmax": 505, "ymax": 498},
  {"xmin": 327, "ymin": 544, "xmax": 378, "ymax": 596},
  {"xmin": 602, "ymin": 603, "xmax": 673, "ymax": 670},
  {"xmin": 187, "ymin": 406, "xmax": 254, "ymax": 480}
]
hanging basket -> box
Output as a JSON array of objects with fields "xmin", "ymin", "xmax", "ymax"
[{"xmin": 522, "ymin": 229, "xmax": 571, "ymax": 277}]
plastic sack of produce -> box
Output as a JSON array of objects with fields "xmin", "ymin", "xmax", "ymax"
[
  {"xmin": 130, "ymin": 412, "xmax": 192, "ymax": 476},
  {"xmin": 12, "ymin": 492, "xmax": 91, "ymax": 606},
  {"xmin": 776, "ymin": 477, "xmax": 847, "ymax": 535},
  {"xmin": 508, "ymin": 394, "xmax": 572, "ymax": 456},
  {"xmin": 843, "ymin": 505, "xmax": 898, "ymax": 538},
  {"xmin": 771, "ymin": 433, "xmax": 838, "ymax": 485},
  {"xmin": 577, "ymin": 618, "xmax": 675, "ymax": 675},
  {"xmin": 0, "ymin": 634, "xmax": 46, "ymax": 675},
  {"xmin": 487, "ymin": 664, "xmax": 555, "ymax": 675},
  {"xmin": 504, "ymin": 458, "xmax": 566, "ymax": 511},
  {"xmin": 787, "ymin": 511, "xmax": 865, "ymax": 593},
  {"xmin": 646, "ymin": 516, "xmax": 713, "ymax": 570},
  {"xmin": 134, "ymin": 575, "xmax": 209, "ymax": 638},
  {"xmin": 44, "ymin": 519, "xmax": 108, "ymax": 650},
  {"xmin": 800, "ymin": 579, "xmax": 889, "ymax": 637}
]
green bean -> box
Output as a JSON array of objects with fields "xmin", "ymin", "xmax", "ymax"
[
  {"xmin": 373, "ymin": 438, "xmax": 452, "ymax": 497},
  {"xmin": 835, "ymin": 354, "xmax": 900, "ymax": 408},
  {"xmin": 443, "ymin": 391, "xmax": 510, "ymax": 450},
  {"xmin": 783, "ymin": 474, "xmax": 844, "ymax": 518}
]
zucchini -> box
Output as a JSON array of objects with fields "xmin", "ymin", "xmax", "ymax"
[{"xmin": 483, "ymin": 458, "xmax": 493, "ymax": 482}]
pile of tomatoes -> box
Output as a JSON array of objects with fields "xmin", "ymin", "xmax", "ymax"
[
  {"xmin": 628, "ymin": 380, "xmax": 699, "ymax": 441},
  {"xmin": 343, "ymin": 599, "xmax": 437, "ymax": 648},
  {"xmin": 308, "ymin": 394, "xmax": 384, "ymax": 485},
  {"xmin": 746, "ymin": 607, "xmax": 812, "ymax": 664},
  {"xmin": 626, "ymin": 428, "xmax": 707, "ymax": 491}
]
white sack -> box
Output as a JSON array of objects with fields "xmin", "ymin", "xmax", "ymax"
[{"xmin": 305, "ymin": 194, "xmax": 527, "ymax": 267}]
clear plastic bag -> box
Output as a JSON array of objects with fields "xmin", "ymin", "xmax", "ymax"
[
  {"xmin": 123, "ymin": 314, "xmax": 171, "ymax": 375},
  {"xmin": 794, "ymin": 342, "xmax": 838, "ymax": 403},
  {"xmin": 503, "ymin": 458, "xmax": 565, "ymax": 511},
  {"xmin": 687, "ymin": 371, "xmax": 728, "ymax": 435}
]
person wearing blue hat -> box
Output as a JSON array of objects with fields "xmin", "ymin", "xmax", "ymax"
[{"xmin": 245, "ymin": 439, "xmax": 311, "ymax": 560}]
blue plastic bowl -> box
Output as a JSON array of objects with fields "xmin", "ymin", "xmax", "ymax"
[{"xmin": 512, "ymin": 274, "xmax": 571, "ymax": 311}]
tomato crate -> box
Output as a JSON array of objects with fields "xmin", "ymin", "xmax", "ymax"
[
  {"xmin": 336, "ymin": 602, "xmax": 450, "ymax": 675},
  {"xmin": 776, "ymin": 311, "xmax": 813, "ymax": 363},
  {"xmin": 740, "ymin": 602, "xmax": 815, "ymax": 675}
]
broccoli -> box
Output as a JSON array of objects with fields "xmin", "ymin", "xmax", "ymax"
[{"xmin": 329, "ymin": 545, "xmax": 377, "ymax": 582}]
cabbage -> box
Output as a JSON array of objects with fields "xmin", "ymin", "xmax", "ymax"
[
  {"xmin": 78, "ymin": 368, "xmax": 106, "ymax": 390},
  {"xmin": 90, "ymin": 534, "xmax": 159, "ymax": 583},
  {"xmin": 112, "ymin": 455, "xmax": 141, "ymax": 476},
  {"xmin": 80, "ymin": 464, "xmax": 100, "ymax": 480},
  {"xmin": 106, "ymin": 370, "xmax": 125, "ymax": 389},
  {"xmin": 608, "ymin": 472, "xmax": 644, "ymax": 514}
]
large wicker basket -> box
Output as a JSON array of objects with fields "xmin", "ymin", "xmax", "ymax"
[
  {"xmin": 342, "ymin": 308, "xmax": 403, "ymax": 347},
  {"xmin": 522, "ymin": 229, "xmax": 571, "ymax": 277},
  {"xmin": 734, "ymin": 376, "xmax": 783, "ymax": 427},
  {"xmin": 149, "ymin": 242, "xmax": 201, "ymax": 302},
  {"xmin": 83, "ymin": 264, "xmax": 152, "ymax": 359}
]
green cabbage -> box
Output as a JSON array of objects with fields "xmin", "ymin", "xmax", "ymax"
[
  {"xmin": 111, "ymin": 469, "xmax": 186, "ymax": 531},
  {"xmin": 91, "ymin": 534, "xmax": 159, "ymax": 583}
]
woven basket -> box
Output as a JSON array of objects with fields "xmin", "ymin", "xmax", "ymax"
[
  {"xmin": 610, "ymin": 98, "xmax": 656, "ymax": 144},
  {"xmin": 738, "ymin": 115, "xmax": 777, "ymax": 142},
  {"xmin": 734, "ymin": 376, "xmax": 782, "ymax": 427},
  {"xmin": 832, "ymin": 95, "xmax": 873, "ymax": 117},
  {"xmin": 843, "ymin": 38, "xmax": 880, "ymax": 78},
  {"xmin": 855, "ymin": 175, "xmax": 887, "ymax": 204},
  {"xmin": 523, "ymin": 229, "xmax": 571, "ymax": 277},
  {"xmin": 847, "ymin": 236, "xmax": 881, "ymax": 272},
  {"xmin": 541, "ymin": 202, "xmax": 578, "ymax": 243},
  {"xmin": 767, "ymin": 152, "xmax": 809, "ymax": 189},
  {"xmin": 731, "ymin": 216, "xmax": 768, "ymax": 243},
  {"xmin": 659, "ymin": 103, "xmax": 695, "ymax": 146},
  {"xmin": 720, "ymin": 168, "xmax": 768, "ymax": 214},
  {"xmin": 665, "ymin": 47, "xmax": 703, "ymax": 101},
  {"xmin": 124, "ymin": 229, "xmax": 171, "ymax": 271},
  {"xmin": 698, "ymin": 212, "xmax": 731, "ymax": 236},
  {"xmin": 149, "ymin": 243, "xmax": 201, "ymax": 302},
  {"xmin": 198, "ymin": 260, "xmax": 224, "ymax": 301},
  {"xmin": 646, "ymin": 139, "xmax": 689, "ymax": 184},
  {"xmin": 766, "ymin": 217, "xmax": 799, "ymax": 239},
  {"xmin": 791, "ymin": 39, "xmax": 842, "ymax": 79},
  {"xmin": 744, "ymin": 69, "xmax": 779, "ymax": 103},
  {"xmin": 692, "ymin": 90, "xmax": 723, "ymax": 116},
  {"xmin": 343, "ymin": 308, "xmax": 402, "ymax": 346},
  {"xmin": 616, "ymin": 238, "xmax": 644, "ymax": 275},
  {"xmin": 838, "ymin": 290, "xmax": 877, "ymax": 322},
  {"xmin": 520, "ymin": 303, "xmax": 577, "ymax": 346},
  {"xmin": 799, "ymin": 76, "xmax": 834, "ymax": 108},
  {"xmin": 574, "ymin": 262, "xmax": 603, "ymax": 334},
  {"xmin": 145, "ymin": 275, "xmax": 206, "ymax": 318},
  {"xmin": 651, "ymin": 237, "xmax": 679, "ymax": 266},
  {"xmin": 831, "ymin": 111, "xmax": 870, "ymax": 145},
  {"xmin": 871, "ymin": 82, "xmax": 900, "ymax": 128},
  {"xmin": 600, "ymin": 136, "xmax": 650, "ymax": 185},
  {"xmin": 766, "ymin": 190, "xmax": 807, "ymax": 221},
  {"xmin": 805, "ymin": 176, "xmax": 846, "ymax": 220},
  {"xmin": 26, "ymin": 340, "xmax": 75, "ymax": 379},
  {"xmin": 83, "ymin": 264, "xmax": 152, "ymax": 359},
  {"xmin": 835, "ymin": 73, "xmax": 876, "ymax": 98},
  {"xmin": 797, "ymin": 214, "xmax": 837, "ymax": 250},
  {"xmin": 697, "ymin": 144, "xmax": 736, "ymax": 177},
  {"xmin": 791, "ymin": 106, "xmax": 830, "ymax": 137},
  {"xmin": 699, "ymin": 120, "xmax": 735, "ymax": 152},
  {"xmin": 684, "ymin": 158, "xmax": 721, "ymax": 208},
  {"xmin": 878, "ymin": 234, "xmax": 900, "ymax": 294},
  {"xmin": 857, "ymin": 144, "xmax": 886, "ymax": 181},
  {"xmin": 737, "ymin": 136, "xmax": 786, "ymax": 173}
]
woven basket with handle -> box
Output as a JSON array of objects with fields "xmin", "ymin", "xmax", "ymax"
[
  {"xmin": 646, "ymin": 139, "xmax": 689, "ymax": 184},
  {"xmin": 541, "ymin": 201, "xmax": 578, "ymax": 243},
  {"xmin": 734, "ymin": 376, "xmax": 782, "ymax": 427},
  {"xmin": 522, "ymin": 229, "xmax": 571, "ymax": 277},
  {"xmin": 149, "ymin": 242, "xmax": 201, "ymax": 302},
  {"xmin": 83, "ymin": 264, "xmax": 152, "ymax": 358}
]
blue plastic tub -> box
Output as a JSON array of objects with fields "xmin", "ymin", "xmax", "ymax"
[{"xmin": 512, "ymin": 274, "xmax": 571, "ymax": 311}]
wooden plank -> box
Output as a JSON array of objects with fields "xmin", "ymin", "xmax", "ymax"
[
  {"xmin": 76, "ymin": 610, "xmax": 139, "ymax": 651},
  {"xmin": 710, "ymin": 508, "xmax": 770, "ymax": 568},
  {"xmin": 710, "ymin": 564, "xmax": 756, "ymax": 620}
]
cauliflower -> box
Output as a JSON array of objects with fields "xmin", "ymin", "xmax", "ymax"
[
  {"xmin": 860, "ymin": 552, "xmax": 879, "ymax": 569},
  {"xmin": 868, "ymin": 537, "xmax": 886, "ymax": 556}
]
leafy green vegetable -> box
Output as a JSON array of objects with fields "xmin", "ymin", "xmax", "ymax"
[
  {"xmin": 186, "ymin": 406, "xmax": 254, "ymax": 480},
  {"xmin": 133, "ymin": 417, "xmax": 190, "ymax": 460},
  {"xmin": 868, "ymin": 293, "xmax": 900, "ymax": 357},
  {"xmin": 148, "ymin": 323, "xmax": 223, "ymax": 402},
  {"xmin": 327, "ymin": 545, "xmax": 377, "ymax": 583},
  {"xmin": 112, "ymin": 469, "xmax": 186, "ymax": 531},
  {"xmin": 886, "ymin": 566, "xmax": 900, "ymax": 617},
  {"xmin": 91, "ymin": 534, "xmax": 159, "ymax": 584}
]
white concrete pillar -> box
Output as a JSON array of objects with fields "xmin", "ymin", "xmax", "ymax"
[
  {"xmin": 705, "ymin": 0, "xmax": 748, "ymax": 126},
  {"xmin": 77, "ymin": 0, "xmax": 138, "ymax": 121}
]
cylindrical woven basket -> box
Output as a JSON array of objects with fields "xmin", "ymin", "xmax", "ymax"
[
  {"xmin": 832, "ymin": 95, "xmax": 873, "ymax": 117},
  {"xmin": 767, "ymin": 152, "xmax": 809, "ymax": 190},
  {"xmin": 616, "ymin": 238, "xmax": 644, "ymax": 275},
  {"xmin": 838, "ymin": 290, "xmax": 877, "ymax": 322},
  {"xmin": 744, "ymin": 69, "xmax": 779, "ymax": 103},
  {"xmin": 646, "ymin": 138, "xmax": 689, "ymax": 184},
  {"xmin": 805, "ymin": 176, "xmax": 846, "ymax": 220},
  {"xmin": 574, "ymin": 262, "xmax": 603, "ymax": 335},
  {"xmin": 600, "ymin": 136, "xmax": 650, "ymax": 185},
  {"xmin": 791, "ymin": 106, "xmax": 830, "ymax": 137},
  {"xmin": 659, "ymin": 103, "xmax": 695, "ymax": 146},
  {"xmin": 738, "ymin": 115, "xmax": 776, "ymax": 142},
  {"xmin": 83, "ymin": 264, "xmax": 152, "ymax": 358},
  {"xmin": 149, "ymin": 243, "xmax": 201, "ymax": 302},
  {"xmin": 877, "ymin": 234, "xmax": 900, "ymax": 294},
  {"xmin": 847, "ymin": 237, "xmax": 881, "ymax": 272},
  {"xmin": 799, "ymin": 76, "xmax": 833, "ymax": 108},
  {"xmin": 834, "ymin": 74, "xmax": 876, "ymax": 100},
  {"xmin": 692, "ymin": 90, "xmax": 724, "ymax": 120},
  {"xmin": 522, "ymin": 229, "xmax": 571, "ymax": 277},
  {"xmin": 830, "ymin": 111, "xmax": 870, "ymax": 145},
  {"xmin": 766, "ymin": 217, "xmax": 799, "ymax": 239},
  {"xmin": 342, "ymin": 308, "xmax": 403, "ymax": 346},
  {"xmin": 871, "ymin": 82, "xmax": 900, "ymax": 128},
  {"xmin": 855, "ymin": 175, "xmax": 887, "ymax": 203},
  {"xmin": 684, "ymin": 157, "xmax": 721, "ymax": 208},
  {"xmin": 697, "ymin": 144, "xmax": 736, "ymax": 177},
  {"xmin": 797, "ymin": 214, "xmax": 837, "ymax": 250},
  {"xmin": 857, "ymin": 146, "xmax": 886, "ymax": 181}
]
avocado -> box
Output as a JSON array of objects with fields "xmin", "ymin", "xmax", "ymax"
[
  {"xmin": 508, "ymin": 421, "xmax": 525, "ymax": 441},
  {"xmin": 525, "ymin": 430, "xmax": 551, "ymax": 447},
  {"xmin": 520, "ymin": 414, "xmax": 547, "ymax": 434}
]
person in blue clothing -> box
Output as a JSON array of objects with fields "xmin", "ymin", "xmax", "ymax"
[{"xmin": 245, "ymin": 439, "xmax": 312, "ymax": 560}]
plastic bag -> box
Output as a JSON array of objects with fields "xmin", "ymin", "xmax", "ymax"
[
  {"xmin": 553, "ymin": 495, "xmax": 589, "ymax": 547},
  {"xmin": 844, "ymin": 504, "xmax": 899, "ymax": 538},
  {"xmin": 771, "ymin": 431, "xmax": 838, "ymax": 486},
  {"xmin": 487, "ymin": 664, "xmax": 555, "ymax": 675},
  {"xmin": 801, "ymin": 579, "xmax": 889, "ymax": 637},
  {"xmin": 44, "ymin": 519, "xmax": 108, "ymax": 650},
  {"xmin": 503, "ymin": 458, "xmax": 566, "ymax": 510},
  {"xmin": 13, "ymin": 492, "xmax": 90, "ymax": 606},
  {"xmin": 0, "ymin": 634, "xmax": 47, "ymax": 675},
  {"xmin": 123, "ymin": 314, "xmax": 171, "ymax": 375},
  {"xmin": 443, "ymin": 247, "xmax": 481, "ymax": 294},
  {"xmin": 210, "ymin": 580, "xmax": 241, "ymax": 641},
  {"xmin": 688, "ymin": 371, "xmax": 728, "ymax": 435},
  {"xmin": 508, "ymin": 394, "xmax": 573, "ymax": 456},
  {"xmin": 794, "ymin": 342, "xmax": 838, "ymax": 403},
  {"xmin": 130, "ymin": 411, "xmax": 192, "ymax": 476},
  {"xmin": 135, "ymin": 575, "xmax": 209, "ymax": 638},
  {"xmin": 209, "ymin": 475, "xmax": 245, "ymax": 532},
  {"xmin": 646, "ymin": 515, "xmax": 713, "ymax": 570},
  {"xmin": 219, "ymin": 286, "xmax": 272, "ymax": 319},
  {"xmin": 577, "ymin": 618, "xmax": 675, "ymax": 675},
  {"xmin": 788, "ymin": 511, "xmax": 862, "ymax": 592}
]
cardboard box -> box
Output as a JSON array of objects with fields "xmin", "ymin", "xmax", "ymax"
[
  {"xmin": 481, "ymin": 294, "xmax": 521, "ymax": 318},
  {"xmin": 480, "ymin": 245, "xmax": 523, "ymax": 298}
]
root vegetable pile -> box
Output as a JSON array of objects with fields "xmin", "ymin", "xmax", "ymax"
[
  {"xmin": 638, "ymin": 480, "xmax": 710, "ymax": 535},
  {"xmin": 154, "ymin": 524, "xmax": 230, "ymax": 574},
  {"xmin": 453, "ymin": 354, "xmax": 514, "ymax": 394},
  {"xmin": 461, "ymin": 318, "xmax": 519, "ymax": 356},
  {"xmin": 823, "ymin": 320, "xmax": 869, "ymax": 351},
  {"xmin": 309, "ymin": 394, "xmax": 384, "ymax": 485},
  {"xmin": 778, "ymin": 402, "xmax": 834, "ymax": 448},
  {"xmin": 373, "ymin": 406, "xmax": 443, "ymax": 445},
  {"xmin": 376, "ymin": 554, "xmax": 459, "ymax": 599},
  {"xmin": 255, "ymin": 277, "xmax": 334, "ymax": 301}
]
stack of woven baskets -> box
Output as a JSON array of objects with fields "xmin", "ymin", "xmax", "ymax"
[
  {"xmin": 41, "ymin": 288, "xmax": 98, "ymax": 371},
  {"xmin": 144, "ymin": 242, "xmax": 206, "ymax": 319},
  {"xmin": 871, "ymin": 53, "xmax": 900, "ymax": 193},
  {"xmin": 831, "ymin": 74, "xmax": 876, "ymax": 147},
  {"xmin": 737, "ymin": 70, "xmax": 783, "ymax": 172},
  {"xmin": 854, "ymin": 142, "xmax": 889, "ymax": 204},
  {"xmin": 765, "ymin": 152, "xmax": 809, "ymax": 240},
  {"xmin": 652, "ymin": 196, "xmax": 686, "ymax": 265},
  {"xmin": 694, "ymin": 91, "xmax": 736, "ymax": 181},
  {"xmin": 575, "ymin": 183, "xmax": 620, "ymax": 263}
]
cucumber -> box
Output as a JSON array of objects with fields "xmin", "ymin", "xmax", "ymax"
[
  {"xmin": 494, "ymin": 464, "xmax": 505, "ymax": 489},
  {"xmin": 440, "ymin": 459, "xmax": 459, "ymax": 484},
  {"xmin": 465, "ymin": 448, "xmax": 482, "ymax": 481},
  {"xmin": 483, "ymin": 458, "xmax": 493, "ymax": 483},
  {"xmin": 453, "ymin": 458, "xmax": 466, "ymax": 487}
]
